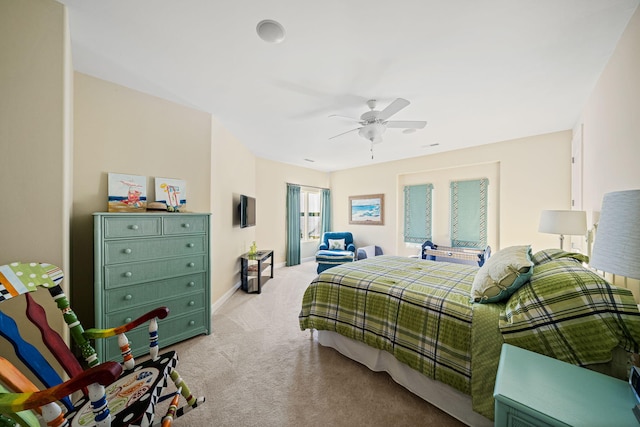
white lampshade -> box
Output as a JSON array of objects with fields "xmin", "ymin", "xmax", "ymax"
[
  {"xmin": 590, "ymin": 189, "xmax": 640, "ymax": 280},
  {"xmin": 538, "ymin": 210, "xmax": 587, "ymax": 249}
]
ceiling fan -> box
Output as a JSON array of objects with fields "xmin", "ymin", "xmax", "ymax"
[{"xmin": 328, "ymin": 98, "xmax": 427, "ymax": 151}]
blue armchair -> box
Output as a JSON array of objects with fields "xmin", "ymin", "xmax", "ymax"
[{"xmin": 315, "ymin": 232, "xmax": 356, "ymax": 273}]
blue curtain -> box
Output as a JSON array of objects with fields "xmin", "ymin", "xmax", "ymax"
[
  {"xmin": 404, "ymin": 184, "xmax": 433, "ymax": 243},
  {"xmin": 320, "ymin": 188, "xmax": 331, "ymax": 238},
  {"xmin": 286, "ymin": 184, "xmax": 301, "ymax": 266},
  {"xmin": 450, "ymin": 178, "xmax": 489, "ymax": 248}
]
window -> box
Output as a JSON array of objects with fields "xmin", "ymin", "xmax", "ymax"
[
  {"xmin": 403, "ymin": 184, "xmax": 434, "ymax": 243},
  {"xmin": 450, "ymin": 178, "xmax": 489, "ymax": 248},
  {"xmin": 300, "ymin": 189, "xmax": 321, "ymax": 241}
]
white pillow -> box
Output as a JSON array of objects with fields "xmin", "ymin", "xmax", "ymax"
[{"xmin": 328, "ymin": 238, "xmax": 345, "ymax": 250}]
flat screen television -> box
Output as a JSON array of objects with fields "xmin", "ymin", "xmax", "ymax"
[{"xmin": 239, "ymin": 195, "xmax": 256, "ymax": 228}]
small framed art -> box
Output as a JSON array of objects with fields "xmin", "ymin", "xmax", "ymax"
[
  {"xmin": 107, "ymin": 173, "xmax": 147, "ymax": 212},
  {"xmin": 349, "ymin": 194, "xmax": 384, "ymax": 225},
  {"xmin": 155, "ymin": 177, "xmax": 186, "ymax": 212}
]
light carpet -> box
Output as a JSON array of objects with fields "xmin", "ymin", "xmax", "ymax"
[{"xmin": 163, "ymin": 261, "xmax": 465, "ymax": 426}]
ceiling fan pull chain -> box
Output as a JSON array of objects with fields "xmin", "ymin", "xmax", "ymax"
[{"xmin": 371, "ymin": 141, "xmax": 374, "ymax": 159}]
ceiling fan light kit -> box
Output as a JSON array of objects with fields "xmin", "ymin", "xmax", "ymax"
[{"xmin": 329, "ymin": 98, "xmax": 427, "ymax": 158}]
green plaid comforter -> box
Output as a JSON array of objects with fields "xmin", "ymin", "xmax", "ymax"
[
  {"xmin": 299, "ymin": 256, "xmax": 482, "ymax": 395},
  {"xmin": 298, "ymin": 254, "xmax": 640, "ymax": 421},
  {"xmin": 500, "ymin": 257, "xmax": 640, "ymax": 365}
]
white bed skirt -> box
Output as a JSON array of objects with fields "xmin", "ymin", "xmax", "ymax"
[{"xmin": 316, "ymin": 330, "xmax": 492, "ymax": 427}]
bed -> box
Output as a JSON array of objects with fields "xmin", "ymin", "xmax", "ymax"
[{"xmin": 298, "ymin": 248, "xmax": 640, "ymax": 426}]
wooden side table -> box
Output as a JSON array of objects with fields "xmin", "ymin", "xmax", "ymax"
[
  {"xmin": 494, "ymin": 343, "xmax": 638, "ymax": 426},
  {"xmin": 240, "ymin": 250, "xmax": 274, "ymax": 294}
]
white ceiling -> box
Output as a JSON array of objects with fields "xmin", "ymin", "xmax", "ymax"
[{"xmin": 59, "ymin": 0, "xmax": 638, "ymax": 172}]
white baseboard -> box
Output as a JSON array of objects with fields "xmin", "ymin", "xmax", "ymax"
[
  {"xmin": 211, "ymin": 281, "xmax": 240, "ymax": 314},
  {"xmin": 211, "ymin": 263, "xmax": 290, "ymax": 314}
]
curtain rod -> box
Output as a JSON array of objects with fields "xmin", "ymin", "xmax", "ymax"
[{"xmin": 286, "ymin": 182, "xmax": 329, "ymax": 191}]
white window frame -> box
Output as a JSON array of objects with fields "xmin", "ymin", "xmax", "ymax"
[{"xmin": 300, "ymin": 189, "xmax": 321, "ymax": 242}]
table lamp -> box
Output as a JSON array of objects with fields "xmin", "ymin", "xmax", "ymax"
[
  {"xmin": 590, "ymin": 189, "xmax": 640, "ymax": 280},
  {"xmin": 538, "ymin": 210, "xmax": 587, "ymax": 250}
]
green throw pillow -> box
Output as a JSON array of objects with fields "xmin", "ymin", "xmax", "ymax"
[{"xmin": 470, "ymin": 245, "xmax": 533, "ymax": 303}]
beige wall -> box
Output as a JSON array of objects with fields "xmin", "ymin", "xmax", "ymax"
[
  {"xmin": 0, "ymin": 0, "xmax": 72, "ymax": 270},
  {"xmin": 577, "ymin": 6, "xmax": 640, "ymax": 297},
  {"xmin": 0, "ymin": 0, "xmax": 73, "ymax": 372},
  {"xmin": 330, "ymin": 131, "xmax": 572, "ymax": 256},
  {"xmin": 255, "ymin": 158, "xmax": 330, "ymax": 264},
  {"xmin": 210, "ymin": 116, "xmax": 256, "ymax": 303},
  {"xmin": 72, "ymin": 73, "xmax": 212, "ymax": 326}
]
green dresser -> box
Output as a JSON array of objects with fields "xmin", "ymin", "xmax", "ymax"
[{"xmin": 94, "ymin": 212, "xmax": 211, "ymax": 361}]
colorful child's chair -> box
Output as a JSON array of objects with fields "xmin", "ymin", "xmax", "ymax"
[
  {"xmin": 315, "ymin": 232, "xmax": 356, "ymax": 273},
  {"xmin": 0, "ymin": 262, "xmax": 204, "ymax": 426}
]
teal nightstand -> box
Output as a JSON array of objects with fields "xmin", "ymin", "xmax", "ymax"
[{"xmin": 494, "ymin": 344, "xmax": 638, "ymax": 426}]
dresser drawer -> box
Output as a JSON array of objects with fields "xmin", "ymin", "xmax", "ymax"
[
  {"xmin": 104, "ymin": 255, "xmax": 206, "ymax": 288},
  {"xmin": 105, "ymin": 273, "xmax": 205, "ymax": 312},
  {"xmin": 102, "ymin": 310, "xmax": 208, "ymax": 361},
  {"xmin": 103, "ymin": 216, "xmax": 162, "ymax": 238},
  {"xmin": 106, "ymin": 293, "xmax": 206, "ymax": 325},
  {"xmin": 104, "ymin": 235, "xmax": 206, "ymax": 265},
  {"xmin": 163, "ymin": 216, "xmax": 207, "ymax": 235}
]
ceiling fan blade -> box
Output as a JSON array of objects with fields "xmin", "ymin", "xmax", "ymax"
[
  {"xmin": 329, "ymin": 127, "xmax": 361, "ymax": 140},
  {"xmin": 328, "ymin": 114, "xmax": 362, "ymax": 123},
  {"xmin": 377, "ymin": 98, "xmax": 410, "ymax": 121},
  {"xmin": 385, "ymin": 120, "xmax": 427, "ymax": 129}
]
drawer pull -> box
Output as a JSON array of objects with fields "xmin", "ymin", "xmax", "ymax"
[
  {"xmin": 130, "ymin": 225, "xmax": 139, "ymax": 230},
  {"xmin": 124, "ymin": 248, "xmax": 132, "ymax": 254},
  {"xmin": 188, "ymin": 301, "xmax": 195, "ymax": 306},
  {"xmin": 183, "ymin": 223, "xmax": 191, "ymax": 228},
  {"xmin": 187, "ymin": 243, "xmax": 195, "ymax": 248},
  {"xmin": 124, "ymin": 294, "xmax": 133, "ymax": 301},
  {"xmin": 187, "ymin": 281, "xmax": 195, "ymax": 287},
  {"xmin": 124, "ymin": 272, "xmax": 133, "ymax": 278},
  {"xmin": 188, "ymin": 320, "xmax": 195, "ymax": 326},
  {"xmin": 187, "ymin": 262, "xmax": 195, "ymax": 267},
  {"xmin": 125, "ymin": 317, "xmax": 132, "ymax": 323}
]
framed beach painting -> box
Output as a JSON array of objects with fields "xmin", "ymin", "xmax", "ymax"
[
  {"xmin": 108, "ymin": 173, "xmax": 147, "ymax": 212},
  {"xmin": 155, "ymin": 177, "xmax": 186, "ymax": 212},
  {"xmin": 349, "ymin": 194, "xmax": 384, "ymax": 225}
]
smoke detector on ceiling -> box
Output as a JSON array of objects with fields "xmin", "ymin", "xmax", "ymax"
[{"xmin": 256, "ymin": 19, "xmax": 285, "ymax": 43}]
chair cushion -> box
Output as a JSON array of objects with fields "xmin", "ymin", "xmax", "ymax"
[
  {"xmin": 316, "ymin": 250, "xmax": 354, "ymax": 263},
  {"xmin": 70, "ymin": 351, "xmax": 178, "ymax": 427}
]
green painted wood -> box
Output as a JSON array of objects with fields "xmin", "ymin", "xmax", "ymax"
[
  {"xmin": 103, "ymin": 216, "xmax": 162, "ymax": 238},
  {"xmin": 106, "ymin": 293, "xmax": 206, "ymax": 326},
  {"xmin": 162, "ymin": 216, "xmax": 207, "ymax": 235},
  {"xmin": 104, "ymin": 235, "xmax": 206, "ymax": 264},
  {"xmin": 93, "ymin": 213, "xmax": 211, "ymax": 362},
  {"xmin": 103, "ymin": 255, "xmax": 207, "ymax": 289},
  {"xmin": 104, "ymin": 273, "xmax": 205, "ymax": 312},
  {"xmin": 494, "ymin": 344, "xmax": 638, "ymax": 426}
]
